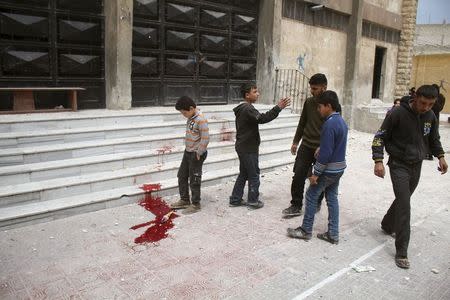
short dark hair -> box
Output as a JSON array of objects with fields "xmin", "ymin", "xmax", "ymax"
[
  {"xmin": 416, "ymin": 85, "xmax": 438, "ymax": 99},
  {"xmin": 175, "ymin": 96, "xmax": 196, "ymax": 111},
  {"xmin": 394, "ymin": 98, "xmax": 401, "ymax": 104},
  {"xmin": 431, "ymin": 83, "xmax": 440, "ymax": 94},
  {"xmin": 317, "ymin": 90, "xmax": 339, "ymax": 111},
  {"xmin": 241, "ymin": 82, "xmax": 257, "ymax": 99},
  {"xmin": 309, "ymin": 73, "xmax": 327, "ymax": 86}
]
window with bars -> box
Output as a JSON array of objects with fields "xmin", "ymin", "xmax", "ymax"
[
  {"xmin": 282, "ymin": 0, "xmax": 349, "ymax": 32},
  {"xmin": 362, "ymin": 21, "xmax": 400, "ymax": 44}
]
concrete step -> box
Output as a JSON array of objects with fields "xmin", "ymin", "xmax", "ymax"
[
  {"xmin": 0, "ymin": 156, "xmax": 294, "ymax": 229},
  {"xmin": 0, "ymin": 105, "xmax": 294, "ymax": 133},
  {"xmin": 0, "ymin": 133, "xmax": 294, "ymax": 186},
  {"xmin": 0, "ymin": 121, "xmax": 298, "ymax": 166},
  {"xmin": 0, "ymin": 114, "xmax": 298, "ymax": 149},
  {"xmin": 0, "ymin": 144, "xmax": 292, "ymax": 208}
]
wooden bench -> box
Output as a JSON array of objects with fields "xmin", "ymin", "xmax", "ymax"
[{"xmin": 0, "ymin": 87, "xmax": 85, "ymax": 114}]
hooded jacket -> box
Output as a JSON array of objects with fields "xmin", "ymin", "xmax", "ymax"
[
  {"xmin": 372, "ymin": 101, "xmax": 445, "ymax": 164},
  {"xmin": 233, "ymin": 102, "xmax": 281, "ymax": 153}
]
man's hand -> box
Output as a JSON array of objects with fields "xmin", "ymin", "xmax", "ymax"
[
  {"xmin": 438, "ymin": 157, "xmax": 448, "ymax": 174},
  {"xmin": 277, "ymin": 97, "xmax": 291, "ymax": 109},
  {"xmin": 309, "ymin": 175, "xmax": 319, "ymax": 185},
  {"xmin": 374, "ymin": 162, "xmax": 385, "ymax": 178},
  {"xmin": 291, "ymin": 144, "xmax": 298, "ymax": 155}
]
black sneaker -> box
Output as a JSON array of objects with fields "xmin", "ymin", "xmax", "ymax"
[
  {"xmin": 317, "ymin": 232, "xmax": 339, "ymax": 245},
  {"xmin": 247, "ymin": 201, "xmax": 264, "ymax": 210},
  {"xmin": 282, "ymin": 205, "xmax": 302, "ymax": 217},
  {"xmin": 287, "ymin": 227, "xmax": 312, "ymax": 240},
  {"xmin": 229, "ymin": 200, "xmax": 247, "ymax": 207}
]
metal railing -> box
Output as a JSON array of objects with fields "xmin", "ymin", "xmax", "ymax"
[{"xmin": 274, "ymin": 68, "xmax": 310, "ymax": 114}]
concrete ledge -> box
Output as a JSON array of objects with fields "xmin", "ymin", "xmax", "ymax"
[{"xmin": 0, "ymin": 157, "xmax": 294, "ymax": 229}]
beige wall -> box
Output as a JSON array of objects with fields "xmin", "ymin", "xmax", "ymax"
[
  {"xmin": 412, "ymin": 54, "xmax": 450, "ymax": 113},
  {"xmin": 356, "ymin": 37, "xmax": 399, "ymax": 105},
  {"xmin": 364, "ymin": 0, "xmax": 402, "ymax": 14},
  {"xmin": 279, "ymin": 18, "xmax": 347, "ymax": 99}
]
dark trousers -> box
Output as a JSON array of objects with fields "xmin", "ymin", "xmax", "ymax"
[
  {"xmin": 382, "ymin": 158, "xmax": 422, "ymax": 258},
  {"xmin": 177, "ymin": 150, "xmax": 207, "ymax": 204},
  {"xmin": 291, "ymin": 144, "xmax": 323, "ymax": 208},
  {"xmin": 230, "ymin": 152, "xmax": 260, "ymax": 204}
]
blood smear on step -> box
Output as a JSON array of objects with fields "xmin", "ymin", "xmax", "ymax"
[{"xmin": 130, "ymin": 184, "xmax": 178, "ymax": 243}]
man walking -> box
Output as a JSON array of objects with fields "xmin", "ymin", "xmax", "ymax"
[{"xmin": 372, "ymin": 85, "xmax": 448, "ymax": 269}]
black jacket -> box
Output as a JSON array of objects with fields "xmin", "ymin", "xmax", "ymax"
[
  {"xmin": 372, "ymin": 101, "xmax": 444, "ymax": 164},
  {"xmin": 233, "ymin": 102, "xmax": 281, "ymax": 153}
]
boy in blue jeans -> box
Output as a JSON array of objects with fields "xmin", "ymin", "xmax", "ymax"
[
  {"xmin": 287, "ymin": 90, "xmax": 348, "ymax": 244},
  {"xmin": 229, "ymin": 82, "xmax": 290, "ymax": 209}
]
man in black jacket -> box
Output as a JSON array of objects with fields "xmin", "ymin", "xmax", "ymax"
[
  {"xmin": 229, "ymin": 82, "xmax": 290, "ymax": 209},
  {"xmin": 372, "ymin": 85, "xmax": 448, "ymax": 269}
]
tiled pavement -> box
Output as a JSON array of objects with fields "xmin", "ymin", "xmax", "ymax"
[{"xmin": 1, "ymin": 126, "xmax": 449, "ymax": 300}]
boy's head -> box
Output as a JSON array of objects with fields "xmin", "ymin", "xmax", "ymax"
[
  {"xmin": 309, "ymin": 73, "xmax": 327, "ymax": 98},
  {"xmin": 175, "ymin": 96, "xmax": 197, "ymax": 119},
  {"xmin": 316, "ymin": 90, "xmax": 339, "ymax": 118},
  {"xmin": 394, "ymin": 98, "xmax": 401, "ymax": 106},
  {"xmin": 241, "ymin": 82, "xmax": 259, "ymax": 103},
  {"xmin": 412, "ymin": 85, "xmax": 438, "ymax": 114}
]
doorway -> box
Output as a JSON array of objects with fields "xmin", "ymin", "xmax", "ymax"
[{"xmin": 372, "ymin": 46, "xmax": 386, "ymax": 99}]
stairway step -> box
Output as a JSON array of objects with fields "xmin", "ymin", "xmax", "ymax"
[
  {"xmin": 0, "ymin": 121, "xmax": 298, "ymax": 165},
  {"xmin": 0, "ymin": 157, "xmax": 294, "ymax": 229},
  {"xmin": 0, "ymin": 115, "xmax": 298, "ymax": 149},
  {"xmin": 0, "ymin": 105, "xmax": 294, "ymax": 133},
  {"xmin": 0, "ymin": 145, "xmax": 292, "ymax": 207},
  {"xmin": 0, "ymin": 133, "xmax": 293, "ymax": 185}
]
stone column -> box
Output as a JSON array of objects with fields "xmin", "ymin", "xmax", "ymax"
[
  {"xmin": 104, "ymin": 0, "xmax": 133, "ymax": 109},
  {"xmin": 394, "ymin": 0, "xmax": 418, "ymax": 98},
  {"xmin": 256, "ymin": 0, "xmax": 282, "ymax": 104},
  {"xmin": 342, "ymin": 0, "xmax": 363, "ymax": 128}
]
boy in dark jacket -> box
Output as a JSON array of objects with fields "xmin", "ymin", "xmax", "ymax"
[
  {"xmin": 229, "ymin": 82, "xmax": 290, "ymax": 209},
  {"xmin": 372, "ymin": 84, "xmax": 448, "ymax": 269},
  {"xmin": 287, "ymin": 91, "xmax": 348, "ymax": 244}
]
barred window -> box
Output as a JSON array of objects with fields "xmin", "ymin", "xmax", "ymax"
[
  {"xmin": 282, "ymin": 0, "xmax": 349, "ymax": 32},
  {"xmin": 362, "ymin": 21, "xmax": 400, "ymax": 44}
]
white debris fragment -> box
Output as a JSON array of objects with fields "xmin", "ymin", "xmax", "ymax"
[
  {"xmin": 82, "ymin": 229, "xmax": 88, "ymax": 233},
  {"xmin": 338, "ymin": 249, "xmax": 343, "ymax": 252},
  {"xmin": 431, "ymin": 269, "xmax": 439, "ymax": 274},
  {"xmin": 404, "ymin": 277, "xmax": 410, "ymax": 280},
  {"xmin": 32, "ymin": 248, "xmax": 37, "ymax": 252},
  {"xmin": 352, "ymin": 265, "xmax": 376, "ymax": 273},
  {"xmin": 49, "ymin": 236, "xmax": 54, "ymax": 239},
  {"xmin": 114, "ymin": 222, "xmax": 119, "ymax": 226},
  {"xmin": 430, "ymin": 231, "xmax": 437, "ymax": 236}
]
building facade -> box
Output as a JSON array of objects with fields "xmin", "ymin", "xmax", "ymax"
[
  {"xmin": 411, "ymin": 24, "xmax": 450, "ymax": 113},
  {"xmin": 0, "ymin": 0, "xmax": 417, "ymax": 130}
]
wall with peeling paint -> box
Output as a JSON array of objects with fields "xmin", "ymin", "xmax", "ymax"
[
  {"xmin": 364, "ymin": 0, "xmax": 402, "ymax": 14},
  {"xmin": 279, "ymin": 18, "xmax": 347, "ymax": 100},
  {"xmin": 356, "ymin": 37, "xmax": 399, "ymax": 105}
]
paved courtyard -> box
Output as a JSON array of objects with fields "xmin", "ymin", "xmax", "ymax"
[{"xmin": 1, "ymin": 120, "xmax": 450, "ymax": 299}]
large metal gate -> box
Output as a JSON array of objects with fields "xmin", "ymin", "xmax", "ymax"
[
  {"xmin": 0, "ymin": 0, "xmax": 105, "ymax": 110},
  {"xmin": 131, "ymin": 0, "xmax": 259, "ymax": 106}
]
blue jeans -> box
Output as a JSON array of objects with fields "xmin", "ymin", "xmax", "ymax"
[
  {"xmin": 230, "ymin": 152, "xmax": 260, "ymax": 204},
  {"xmin": 301, "ymin": 172, "xmax": 343, "ymax": 239}
]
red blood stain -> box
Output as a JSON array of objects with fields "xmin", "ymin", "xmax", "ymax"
[
  {"xmin": 156, "ymin": 145, "xmax": 174, "ymax": 164},
  {"xmin": 220, "ymin": 121, "xmax": 233, "ymax": 142},
  {"xmin": 131, "ymin": 184, "xmax": 178, "ymax": 244}
]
